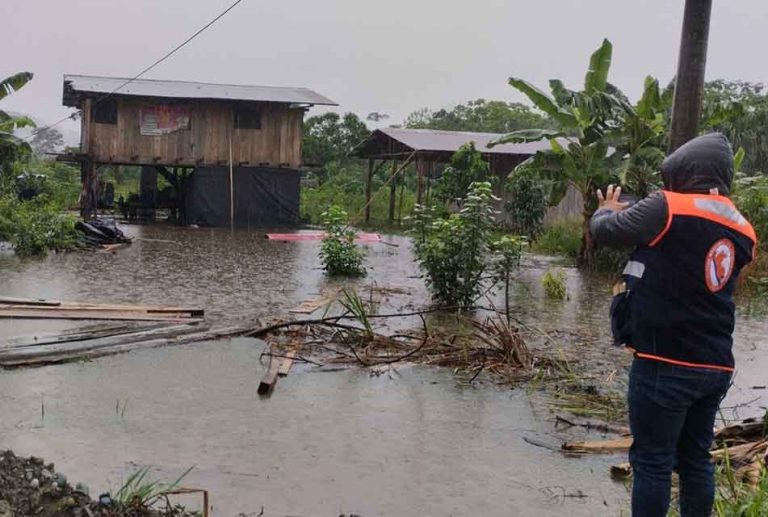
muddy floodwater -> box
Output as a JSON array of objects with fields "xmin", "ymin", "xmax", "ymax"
[{"xmin": 1, "ymin": 224, "xmax": 766, "ymax": 516}]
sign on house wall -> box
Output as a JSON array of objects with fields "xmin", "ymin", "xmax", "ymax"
[{"xmin": 139, "ymin": 105, "xmax": 191, "ymax": 136}]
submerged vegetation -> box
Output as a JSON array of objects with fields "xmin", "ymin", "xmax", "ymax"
[{"xmin": 541, "ymin": 269, "xmax": 567, "ymax": 300}]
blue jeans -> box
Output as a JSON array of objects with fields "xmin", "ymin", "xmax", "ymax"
[{"xmin": 628, "ymin": 358, "xmax": 732, "ymax": 517}]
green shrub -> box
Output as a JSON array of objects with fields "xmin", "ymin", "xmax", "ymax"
[
  {"xmin": 491, "ymin": 235, "xmax": 526, "ymax": 318},
  {"xmin": 505, "ymin": 166, "xmax": 548, "ymax": 238},
  {"xmin": 541, "ymin": 269, "xmax": 567, "ymax": 299},
  {"xmin": 534, "ymin": 217, "xmax": 582, "ymax": 258},
  {"xmin": 319, "ymin": 205, "xmax": 366, "ymax": 276},
  {"xmin": 413, "ymin": 182, "xmax": 497, "ymax": 308},
  {"xmin": 0, "ymin": 194, "xmax": 80, "ymax": 256}
]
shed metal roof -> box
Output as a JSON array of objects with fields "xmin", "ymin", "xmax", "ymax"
[
  {"xmin": 360, "ymin": 127, "xmax": 556, "ymax": 156},
  {"xmin": 63, "ymin": 74, "xmax": 337, "ymax": 106}
]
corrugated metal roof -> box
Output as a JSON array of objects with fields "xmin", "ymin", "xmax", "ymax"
[
  {"xmin": 63, "ymin": 74, "xmax": 337, "ymax": 106},
  {"xmin": 375, "ymin": 127, "xmax": 556, "ymax": 155}
]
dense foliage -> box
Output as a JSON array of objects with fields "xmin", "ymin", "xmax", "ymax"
[
  {"xmin": 319, "ymin": 205, "xmax": 366, "ymax": 276},
  {"xmin": 302, "ymin": 112, "xmax": 370, "ymax": 181},
  {"xmin": 405, "ymin": 99, "xmax": 552, "ymax": 133},
  {"xmin": 413, "ymin": 182, "xmax": 498, "ymax": 308}
]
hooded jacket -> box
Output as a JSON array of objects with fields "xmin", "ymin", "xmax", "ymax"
[{"xmin": 590, "ymin": 133, "xmax": 756, "ymax": 371}]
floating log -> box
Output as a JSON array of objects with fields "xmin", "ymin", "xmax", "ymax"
[
  {"xmin": 265, "ymin": 231, "xmax": 382, "ymax": 243},
  {"xmin": 258, "ymin": 357, "xmax": 281, "ymax": 396}
]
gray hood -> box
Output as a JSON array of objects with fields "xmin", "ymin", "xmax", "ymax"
[{"xmin": 660, "ymin": 132, "xmax": 734, "ymax": 195}]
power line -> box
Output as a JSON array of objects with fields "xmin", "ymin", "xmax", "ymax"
[{"xmin": 23, "ymin": 0, "xmax": 246, "ymax": 141}]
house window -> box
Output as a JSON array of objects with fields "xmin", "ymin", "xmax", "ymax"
[
  {"xmin": 92, "ymin": 98, "xmax": 117, "ymax": 124},
  {"xmin": 234, "ymin": 106, "xmax": 261, "ymax": 129}
]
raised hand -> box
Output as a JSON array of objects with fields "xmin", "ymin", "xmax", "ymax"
[{"xmin": 596, "ymin": 184, "xmax": 629, "ymax": 212}]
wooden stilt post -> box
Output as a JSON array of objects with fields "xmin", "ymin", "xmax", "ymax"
[
  {"xmin": 365, "ymin": 158, "xmax": 374, "ymax": 223},
  {"xmin": 388, "ymin": 159, "xmax": 398, "ymax": 223},
  {"xmin": 229, "ymin": 133, "xmax": 234, "ymax": 229},
  {"xmin": 79, "ymin": 98, "xmax": 96, "ymax": 220}
]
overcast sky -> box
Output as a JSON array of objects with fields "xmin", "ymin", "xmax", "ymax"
[{"xmin": 3, "ymin": 0, "xmax": 768, "ymax": 139}]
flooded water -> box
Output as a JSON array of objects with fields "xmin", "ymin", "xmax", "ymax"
[{"xmin": 1, "ymin": 223, "xmax": 766, "ymax": 516}]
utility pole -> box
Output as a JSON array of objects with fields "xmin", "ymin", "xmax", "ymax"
[{"xmin": 669, "ymin": 0, "xmax": 713, "ymax": 152}]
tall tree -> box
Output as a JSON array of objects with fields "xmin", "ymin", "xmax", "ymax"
[
  {"xmin": 30, "ymin": 127, "xmax": 64, "ymax": 155},
  {"xmin": 302, "ymin": 112, "xmax": 370, "ymax": 179},
  {"xmin": 669, "ymin": 0, "xmax": 713, "ymax": 151}
]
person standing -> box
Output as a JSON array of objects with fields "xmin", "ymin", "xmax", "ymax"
[{"xmin": 590, "ymin": 133, "xmax": 757, "ymax": 516}]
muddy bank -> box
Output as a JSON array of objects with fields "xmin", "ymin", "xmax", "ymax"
[{"xmin": 0, "ymin": 450, "xmax": 197, "ymax": 516}]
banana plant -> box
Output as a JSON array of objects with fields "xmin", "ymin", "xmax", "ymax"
[
  {"xmin": 490, "ymin": 39, "xmax": 630, "ymax": 264},
  {"xmin": 0, "ymin": 72, "xmax": 35, "ymax": 178}
]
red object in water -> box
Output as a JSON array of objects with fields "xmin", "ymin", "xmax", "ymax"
[{"xmin": 266, "ymin": 231, "xmax": 382, "ymax": 243}]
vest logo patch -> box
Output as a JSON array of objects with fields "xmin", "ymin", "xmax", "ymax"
[{"xmin": 705, "ymin": 238, "xmax": 735, "ymax": 292}]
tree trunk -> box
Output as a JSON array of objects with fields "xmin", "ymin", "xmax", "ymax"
[
  {"xmin": 669, "ymin": 0, "xmax": 713, "ymax": 152},
  {"xmin": 579, "ymin": 210, "xmax": 596, "ymax": 267}
]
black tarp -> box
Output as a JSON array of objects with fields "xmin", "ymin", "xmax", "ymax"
[{"xmin": 184, "ymin": 166, "xmax": 300, "ymax": 227}]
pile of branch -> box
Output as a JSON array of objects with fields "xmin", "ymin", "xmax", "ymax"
[
  {"xmin": 562, "ymin": 417, "xmax": 768, "ymax": 486},
  {"xmin": 248, "ymin": 311, "xmax": 534, "ymax": 382}
]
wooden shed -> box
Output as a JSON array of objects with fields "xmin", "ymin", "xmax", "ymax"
[
  {"xmin": 61, "ymin": 74, "xmax": 336, "ymax": 225},
  {"xmin": 352, "ymin": 128, "xmax": 553, "ymax": 222}
]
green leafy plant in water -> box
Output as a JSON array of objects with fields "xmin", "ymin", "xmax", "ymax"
[
  {"xmin": 319, "ymin": 205, "xmax": 366, "ymax": 276},
  {"xmin": 490, "ymin": 235, "xmax": 525, "ymax": 321},
  {"xmin": 542, "ymin": 269, "xmax": 567, "ymax": 300},
  {"xmin": 413, "ymin": 181, "xmax": 497, "ymax": 308},
  {"xmin": 340, "ymin": 288, "xmax": 373, "ymax": 338},
  {"xmin": 434, "ymin": 142, "xmax": 495, "ymax": 204},
  {"xmin": 114, "ymin": 465, "xmax": 194, "ymax": 509},
  {"xmin": 0, "ymin": 194, "xmax": 80, "ymax": 256}
]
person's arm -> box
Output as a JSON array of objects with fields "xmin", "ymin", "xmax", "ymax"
[{"xmin": 590, "ymin": 186, "xmax": 668, "ymax": 248}]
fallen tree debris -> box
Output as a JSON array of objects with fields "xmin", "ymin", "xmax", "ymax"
[
  {"xmin": 76, "ymin": 218, "xmax": 131, "ymax": 248},
  {"xmin": 289, "ymin": 290, "xmax": 339, "ymax": 314},
  {"xmin": 563, "ymin": 417, "xmax": 768, "ymax": 487}
]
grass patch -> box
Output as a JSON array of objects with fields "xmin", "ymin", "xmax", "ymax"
[
  {"xmin": 542, "ymin": 269, "xmax": 567, "ymax": 299},
  {"xmin": 534, "ymin": 217, "xmax": 582, "ymax": 259}
]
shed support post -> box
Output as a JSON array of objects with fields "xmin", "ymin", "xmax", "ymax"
[
  {"xmin": 388, "ymin": 159, "xmax": 398, "ymax": 223},
  {"xmin": 365, "ymin": 158, "xmax": 374, "ymax": 223},
  {"xmin": 79, "ymin": 160, "xmax": 97, "ymax": 220},
  {"xmin": 139, "ymin": 165, "xmax": 157, "ymax": 223}
]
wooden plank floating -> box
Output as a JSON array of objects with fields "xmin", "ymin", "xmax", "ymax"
[
  {"xmin": 258, "ymin": 357, "xmax": 281, "ymax": 396},
  {"xmin": 0, "ymin": 308, "xmax": 200, "ymax": 322},
  {"xmin": 0, "ymin": 326, "xmax": 246, "ymax": 368},
  {"xmin": 0, "ymin": 296, "xmax": 204, "ymax": 322},
  {"xmin": 278, "ymin": 347, "xmax": 299, "ymax": 377},
  {"xmin": 0, "ymin": 322, "xmax": 163, "ymax": 349},
  {"xmin": 0, "ymin": 296, "xmax": 61, "ymax": 307}
]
